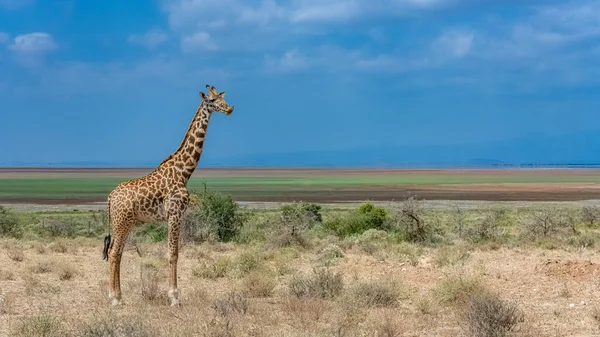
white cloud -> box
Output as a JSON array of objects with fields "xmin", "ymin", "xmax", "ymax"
[
  {"xmin": 265, "ymin": 49, "xmax": 309, "ymax": 72},
  {"xmin": 180, "ymin": 32, "xmax": 218, "ymax": 53},
  {"xmin": 432, "ymin": 30, "xmax": 474, "ymax": 58},
  {"xmin": 9, "ymin": 32, "xmax": 57, "ymax": 54},
  {"xmin": 128, "ymin": 29, "xmax": 168, "ymax": 49}
]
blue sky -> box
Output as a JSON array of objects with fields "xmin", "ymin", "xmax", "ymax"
[{"xmin": 1, "ymin": 0, "xmax": 600, "ymax": 166}]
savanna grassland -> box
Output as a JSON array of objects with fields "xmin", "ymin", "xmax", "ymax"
[{"xmin": 2, "ymin": 168, "xmax": 600, "ymax": 336}]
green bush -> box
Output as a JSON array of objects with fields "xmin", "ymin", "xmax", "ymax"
[
  {"xmin": 323, "ymin": 202, "xmax": 389, "ymax": 237},
  {"xmin": 273, "ymin": 201, "xmax": 322, "ymax": 247},
  {"xmin": 0, "ymin": 206, "xmax": 22, "ymax": 238},
  {"xmin": 182, "ymin": 187, "xmax": 244, "ymax": 242}
]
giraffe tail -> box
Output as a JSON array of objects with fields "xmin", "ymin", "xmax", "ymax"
[
  {"xmin": 103, "ymin": 234, "xmax": 111, "ymax": 261},
  {"xmin": 103, "ymin": 195, "xmax": 112, "ymax": 261}
]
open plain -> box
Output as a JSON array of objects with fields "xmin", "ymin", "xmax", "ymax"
[{"xmin": 2, "ymin": 167, "xmax": 600, "ymax": 336}]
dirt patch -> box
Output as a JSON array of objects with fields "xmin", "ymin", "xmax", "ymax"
[{"xmin": 536, "ymin": 259, "xmax": 600, "ymax": 281}]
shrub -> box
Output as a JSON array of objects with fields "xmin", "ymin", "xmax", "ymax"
[
  {"xmin": 524, "ymin": 208, "xmax": 572, "ymax": 238},
  {"xmin": 461, "ymin": 292, "xmax": 524, "ymax": 337},
  {"xmin": 80, "ymin": 315, "xmax": 156, "ymax": 337},
  {"xmin": 39, "ymin": 218, "xmax": 77, "ymax": 238},
  {"xmin": 182, "ymin": 187, "xmax": 243, "ymax": 243},
  {"xmin": 242, "ymin": 271, "xmax": 276, "ymax": 298},
  {"xmin": 434, "ymin": 275, "xmax": 488, "ymax": 306},
  {"xmin": 394, "ymin": 196, "xmax": 431, "ymax": 242},
  {"xmin": 133, "ymin": 222, "xmax": 168, "ymax": 242},
  {"xmin": 0, "ymin": 206, "xmax": 22, "ymax": 238},
  {"xmin": 11, "ymin": 315, "xmax": 65, "ymax": 337},
  {"xmin": 466, "ymin": 209, "xmax": 505, "ymax": 243},
  {"xmin": 7, "ymin": 248, "xmax": 25, "ymax": 262},
  {"xmin": 289, "ymin": 267, "xmax": 344, "ymax": 299},
  {"xmin": 347, "ymin": 279, "xmax": 400, "ymax": 308},
  {"xmin": 324, "ymin": 202, "xmax": 389, "ymax": 237},
  {"xmin": 213, "ymin": 291, "xmax": 248, "ymax": 317},
  {"xmin": 274, "ymin": 201, "xmax": 322, "ymax": 247},
  {"xmin": 192, "ymin": 256, "xmax": 232, "ymax": 279},
  {"xmin": 582, "ymin": 205, "xmax": 600, "ymax": 227}
]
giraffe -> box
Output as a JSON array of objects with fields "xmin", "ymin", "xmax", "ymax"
[{"xmin": 102, "ymin": 84, "xmax": 234, "ymax": 306}]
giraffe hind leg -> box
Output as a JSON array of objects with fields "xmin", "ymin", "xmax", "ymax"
[{"xmin": 108, "ymin": 218, "xmax": 135, "ymax": 306}]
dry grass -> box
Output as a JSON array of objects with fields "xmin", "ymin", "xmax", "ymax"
[
  {"xmin": 7, "ymin": 248, "xmax": 25, "ymax": 262},
  {"xmin": 1, "ymin": 234, "xmax": 600, "ymax": 336}
]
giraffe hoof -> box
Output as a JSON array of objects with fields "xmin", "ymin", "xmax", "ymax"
[
  {"xmin": 170, "ymin": 298, "xmax": 180, "ymax": 307},
  {"xmin": 111, "ymin": 298, "xmax": 123, "ymax": 306}
]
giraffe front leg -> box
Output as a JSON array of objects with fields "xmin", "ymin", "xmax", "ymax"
[{"xmin": 167, "ymin": 215, "xmax": 181, "ymax": 307}]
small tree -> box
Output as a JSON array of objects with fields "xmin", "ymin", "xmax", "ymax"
[
  {"xmin": 279, "ymin": 201, "xmax": 322, "ymax": 237},
  {"xmin": 396, "ymin": 196, "xmax": 430, "ymax": 242},
  {"xmin": 182, "ymin": 187, "xmax": 243, "ymax": 243},
  {"xmin": 582, "ymin": 206, "xmax": 600, "ymax": 227},
  {"xmin": 525, "ymin": 208, "xmax": 572, "ymax": 238},
  {"xmin": 0, "ymin": 206, "xmax": 21, "ymax": 238},
  {"xmin": 453, "ymin": 204, "xmax": 467, "ymax": 239}
]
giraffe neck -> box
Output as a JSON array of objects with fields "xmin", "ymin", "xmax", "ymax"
[{"xmin": 158, "ymin": 102, "xmax": 212, "ymax": 185}]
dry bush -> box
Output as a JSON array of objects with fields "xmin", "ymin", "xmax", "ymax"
[
  {"xmin": 140, "ymin": 262, "xmax": 167, "ymax": 304},
  {"xmin": 591, "ymin": 306, "xmax": 600, "ymax": 329},
  {"xmin": 467, "ymin": 209, "xmax": 506, "ymax": 243},
  {"xmin": 0, "ymin": 290, "xmax": 7, "ymax": 314},
  {"xmin": 317, "ymin": 244, "xmax": 344, "ymax": 266},
  {"xmin": 80, "ymin": 314, "xmax": 157, "ymax": 337},
  {"xmin": 524, "ymin": 208, "xmax": 574, "ymax": 238},
  {"xmin": 57, "ymin": 263, "xmax": 77, "ymax": 281},
  {"xmin": 453, "ymin": 204, "xmax": 468, "ymax": 238},
  {"xmin": 33, "ymin": 242, "xmax": 47, "ymax": 254},
  {"xmin": 7, "ymin": 247, "xmax": 25, "ymax": 262},
  {"xmin": 233, "ymin": 250, "xmax": 263, "ymax": 276},
  {"xmin": 29, "ymin": 260, "xmax": 53, "ymax": 274},
  {"xmin": 373, "ymin": 310, "xmax": 404, "ymax": 337},
  {"xmin": 392, "ymin": 242, "xmax": 423, "ymax": 266},
  {"xmin": 11, "ymin": 315, "xmax": 66, "ymax": 337},
  {"xmin": 433, "ymin": 245, "xmax": 471, "ymax": 268},
  {"xmin": 283, "ymin": 296, "xmax": 328, "ymax": 325},
  {"xmin": 242, "ymin": 271, "xmax": 276, "ymax": 298},
  {"xmin": 582, "ymin": 205, "xmax": 600, "ymax": 227},
  {"xmin": 346, "ymin": 278, "xmax": 401, "ymax": 308},
  {"xmin": 0, "ymin": 269, "xmax": 15, "ymax": 280},
  {"xmin": 272, "ymin": 201, "xmax": 321, "ymax": 248},
  {"xmin": 49, "ymin": 240, "xmax": 70, "ymax": 254},
  {"xmin": 193, "ymin": 256, "xmax": 232, "ymax": 279},
  {"xmin": 394, "ymin": 196, "xmax": 431, "ymax": 242},
  {"xmin": 202, "ymin": 317, "xmax": 236, "ymax": 337},
  {"xmin": 288, "ymin": 267, "xmax": 344, "ymax": 300},
  {"xmin": 212, "ymin": 291, "xmax": 249, "ymax": 317},
  {"xmin": 24, "ymin": 274, "xmax": 60, "ymax": 295},
  {"xmin": 415, "ymin": 294, "xmax": 439, "ymax": 315},
  {"xmin": 461, "ymin": 292, "xmax": 524, "ymax": 337},
  {"xmin": 434, "ymin": 274, "xmax": 488, "ymax": 306}
]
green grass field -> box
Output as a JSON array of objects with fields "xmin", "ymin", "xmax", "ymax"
[{"xmin": 1, "ymin": 169, "xmax": 600, "ymax": 202}]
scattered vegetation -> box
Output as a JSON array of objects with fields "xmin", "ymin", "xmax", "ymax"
[
  {"xmin": 289, "ymin": 267, "xmax": 344, "ymax": 299},
  {"xmin": 461, "ymin": 292, "xmax": 525, "ymax": 337}
]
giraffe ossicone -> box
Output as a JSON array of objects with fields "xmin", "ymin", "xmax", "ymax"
[{"xmin": 103, "ymin": 85, "xmax": 234, "ymax": 306}]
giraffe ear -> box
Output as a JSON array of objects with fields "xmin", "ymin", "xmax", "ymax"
[
  {"xmin": 219, "ymin": 92, "xmax": 226, "ymax": 97},
  {"xmin": 199, "ymin": 92, "xmax": 207, "ymax": 100}
]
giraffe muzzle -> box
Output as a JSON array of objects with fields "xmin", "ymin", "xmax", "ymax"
[{"xmin": 225, "ymin": 105, "xmax": 234, "ymax": 115}]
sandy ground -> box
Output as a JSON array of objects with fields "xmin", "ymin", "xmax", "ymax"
[{"xmin": 2, "ymin": 240, "xmax": 600, "ymax": 336}]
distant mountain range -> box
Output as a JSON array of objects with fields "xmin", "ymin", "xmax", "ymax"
[{"xmin": 2, "ymin": 131, "xmax": 600, "ymax": 168}]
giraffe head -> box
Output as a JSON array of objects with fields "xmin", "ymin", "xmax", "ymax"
[{"xmin": 200, "ymin": 84, "xmax": 234, "ymax": 115}]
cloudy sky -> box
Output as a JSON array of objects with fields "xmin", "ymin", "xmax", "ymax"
[{"xmin": 1, "ymin": 0, "xmax": 599, "ymax": 166}]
